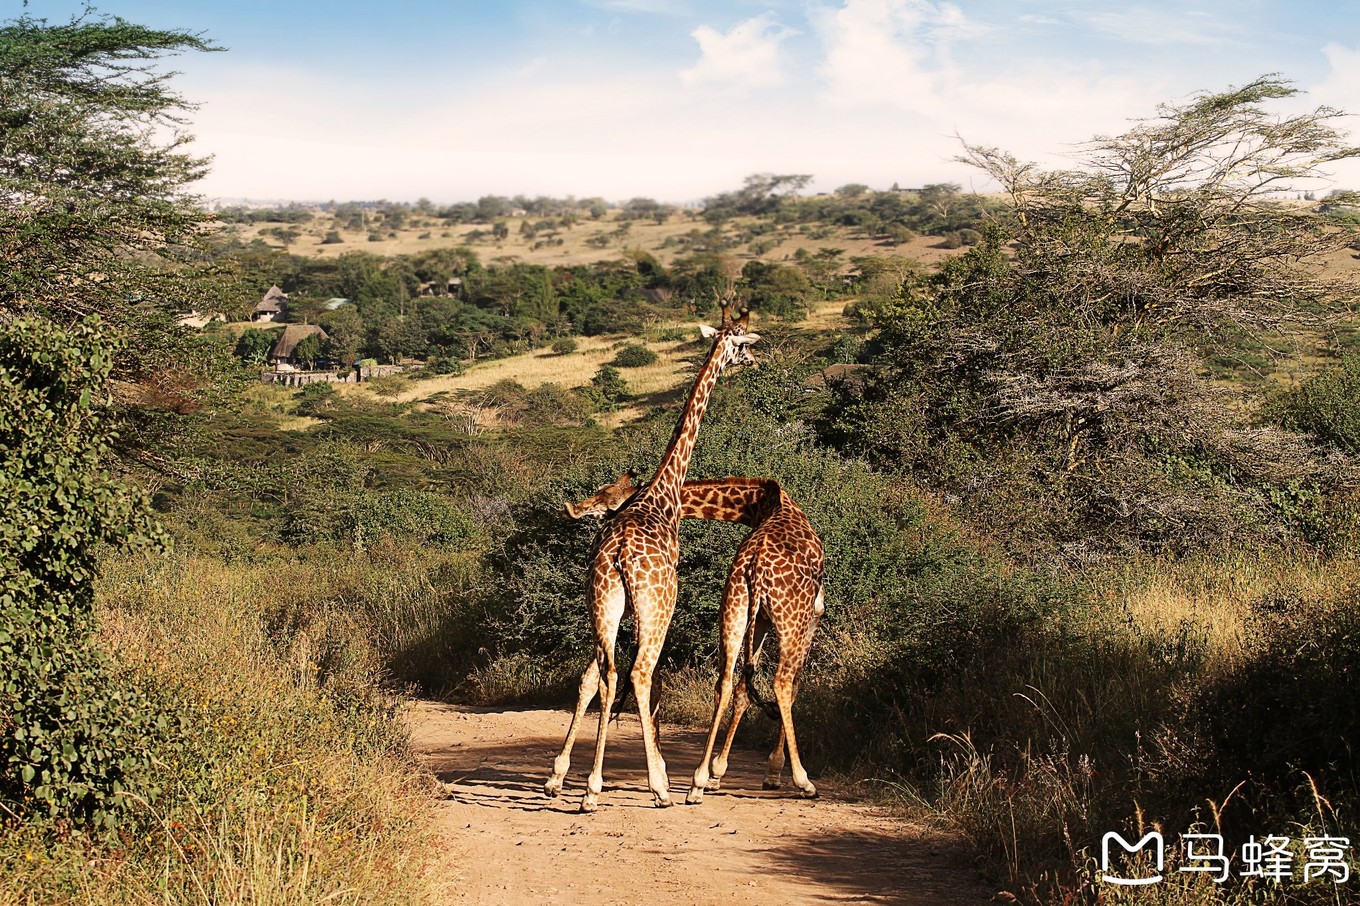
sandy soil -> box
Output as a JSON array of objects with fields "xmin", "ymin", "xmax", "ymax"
[{"xmin": 408, "ymin": 700, "xmax": 996, "ymax": 905}]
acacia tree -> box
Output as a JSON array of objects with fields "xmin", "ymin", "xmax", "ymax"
[
  {"xmin": 836, "ymin": 77, "xmax": 1360, "ymax": 557},
  {"xmin": 0, "ymin": 9, "xmax": 232, "ymax": 455}
]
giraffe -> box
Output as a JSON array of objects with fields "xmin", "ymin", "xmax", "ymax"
[
  {"xmin": 560, "ymin": 473, "xmax": 825, "ymax": 803},
  {"xmin": 543, "ymin": 302, "xmax": 760, "ymax": 812}
]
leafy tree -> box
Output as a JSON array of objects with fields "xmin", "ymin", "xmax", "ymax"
[
  {"xmin": 551, "ymin": 336, "xmax": 579, "ymax": 355},
  {"xmin": 740, "ymin": 259, "xmax": 813, "ymax": 320},
  {"xmin": 234, "ymin": 327, "xmax": 278, "ymax": 364},
  {"xmin": 582, "ymin": 364, "xmax": 630, "ymax": 410},
  {"xmin": 319, "ymin": 305, "xmax": 364, "ymax": 366},
  {"xmin": 702, "ymin": 173, "xmax": 813, "ymax": 222},
  {"xmin": 610, "ymin": 343, "xmax": 658, "ymax": 368},
  {"xmin": 293, "ymin": 333, "xmax": 322, "ymax": 370}
]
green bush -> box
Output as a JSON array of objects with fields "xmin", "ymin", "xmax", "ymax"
[
  {"xmin": 1273, "ymin": 353, "xmax": 1360, "ymax": 453},
  {"xmin": 0, "ymin": 318, "xmax": 169, "ymax": 832},
  {"xmin": 293, "ymin": 380, "xmax": 337, "ymax": 416},
  {"xmin": 581, "ymin": 365, "xmax": 630, "ymax": 410},
  {"xmin": 551, "ymin": 336, "xmax": 579, "ymax": 356},
  {"xmin": 610, "ymin": 343, "xmax": 658, "ymax": 368}
]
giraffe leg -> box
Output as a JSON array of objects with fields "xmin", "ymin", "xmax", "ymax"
[
  {"xmin": 686, "ymin": 573, "xmax": 749, "ymax": 804},
  {"xmin": 627, "ymin": 567, "xmax": 677, "ymax": 808},
  {"xmin": 580, "ymin": 574, "xmax": 626, "ymax": 814},
  {"xmin": 772, "ymin": 634, "xmax": 817, "ymax": 799},
  {"xmin": 711, "ymin": 616, "xmax": 769, "ymax": 792},
  {"xmin": 544, "ymin": 657, "xmax": 599, "ymax": 797},
  {"xmin": 763, "ymin": 719, "xmax": 787, "ymax": 790}
]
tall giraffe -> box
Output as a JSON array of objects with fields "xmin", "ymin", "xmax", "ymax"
[
  {"xmin": 559, "ymin": 474, "xmax": 825, "ymax": 803},
  {"xmin": 544, "ymin": 303, "xmax": 759, "ymax": 812}
]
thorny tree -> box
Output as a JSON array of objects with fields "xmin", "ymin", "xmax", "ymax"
[{"xmin": 837, "ymin": 77, "xmax": 1360, "ymax": 558}]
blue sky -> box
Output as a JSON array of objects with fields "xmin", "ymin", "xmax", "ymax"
[{"xmin": 20, "ymin": 1, "xmax": 1360, "ymax": 201}]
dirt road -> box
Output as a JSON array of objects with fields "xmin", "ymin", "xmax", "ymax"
[{"xmin": 408, "ymin": 701, "xmax": 995, "ymax": 905}]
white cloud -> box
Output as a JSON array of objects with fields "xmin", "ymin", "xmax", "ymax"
[
  {"xmin": 1313, "ymin": 43, "xmax": 1360, "ymax": 112},
  {"xmin": 812, "ymin": 0, "xmax": 976, "ymax": 115},
  {"xmin": 680, "ymin": 12, "xmax": 797, "ymax": 89}
]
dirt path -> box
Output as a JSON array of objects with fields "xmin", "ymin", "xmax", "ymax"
[{"xmin": 408, "ymin": 701, "xmax": 995, "ymax": 905}]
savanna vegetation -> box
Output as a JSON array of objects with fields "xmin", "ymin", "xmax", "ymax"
[{"xmin": 6, "ymin": 7, "xmax": 1360, "ymax": 906}]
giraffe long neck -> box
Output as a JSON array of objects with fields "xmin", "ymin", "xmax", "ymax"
[
  {"xmin": 677, "ymin": 478, "xmax": 781, "ymax": 526},
  {"xmin": 639, "ymin": 338, "xmax": 727, "ymax": 514}
]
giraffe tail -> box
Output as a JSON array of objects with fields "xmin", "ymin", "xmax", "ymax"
[{"xmin": 742, "ymin": 662, "xmax": 780, "ymax": 721}]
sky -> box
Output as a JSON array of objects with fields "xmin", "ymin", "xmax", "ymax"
[{"xmin": 21, "ymin": 0, "xmax": 1360, "ymax": 203}]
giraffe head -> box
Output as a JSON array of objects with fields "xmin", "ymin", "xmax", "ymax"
[
  {"xmin": 564, "ymin": 470, "xmax": 641, "ymax": 519},
  {"xmin": 699, "ymin": 291, "xmax": 761, "ymax": 368}
]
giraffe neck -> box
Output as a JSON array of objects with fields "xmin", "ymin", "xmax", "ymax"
[
  {"xmin": 676, "ymin": 478, "xmax": 781, "ymax": 526},
  {"xmin": 639, "ymin": 338, "xmax": 726, "ymax": 513}
]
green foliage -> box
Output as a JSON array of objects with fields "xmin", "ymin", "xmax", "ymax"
[
  {"xmin": 280, "ymin": 450, "xmax": 476, "ymax": 550},
  {"xmin": 740, "ymin": 259, "xmax": 813, "ymax": 320},
  {"xmin": 828, "ymin": 78, "xmax": 1360, "ymax": 559},
  {"xmin": 551, "ymin": 336, "xmax": 579, "ymax": 355},
  {"xmin": 0, "ymin": 317, "xmax": 169, "ymax": 832},
  {"xmin": 609, "ymin": 343, "xmax": 658, "ymax": 368},
  {"xmin": 1273, "ymin": 354, "xmax": 1360, "ymax": 453},
  {"xmin": 233, "ymin": 327, "xmax": 279, "ymax": 364},
  {"xmin": 293, "ymin": 380, "xmax": 338, "ymax": 416},
  {"xmin": 292, "ymin": 333, "xmax": 323, "ymax": 369},
  {"xmin": 581, "ymin": 365, "xmax": 630, "ymax": 410}
]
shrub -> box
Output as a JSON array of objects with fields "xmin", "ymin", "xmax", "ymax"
[
  {"xmin": 551, "ymin": 336, "xmax": 579, "ymax": 356},
  {"xmin": 1273, "ymin": 353, "xmax": 1360, "ymax": 453},
  {"xmin": 581, "ymin": 364, "xmax": 630, "ymax": 410},
  {"xmin": 610, "ymin": 343, "xmax": 658, "ymax": 368},
  {"xmin": 321, "ymin": 230, "xmax": 343, "ymax": 244},
  {"xmin": 0, "ymin": 318, "xmax": 169, "ymax": 832},
  {"xmin": 293, "ymin": 380, "xmax": 338, "ymax": 416}
]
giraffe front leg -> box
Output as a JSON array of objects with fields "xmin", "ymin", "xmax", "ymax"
[{"xmin": 545, "ymin": 657, "xmax": 600, "ymax": 797}]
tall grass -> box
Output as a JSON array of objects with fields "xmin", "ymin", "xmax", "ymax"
[{"xmin": 0, "ymin": 550, "xmax": 444, "ymax": 905}]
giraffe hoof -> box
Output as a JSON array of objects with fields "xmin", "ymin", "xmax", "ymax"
[
  {"xmin": 579, "ymin": 796, "xmax": 598, "ymax": 814},
  {"xmin": 543, "ymin": 779, "xmax": 562, "ymax": 799},
  {"xmin": 800, "ymin": 785, "xmax": 819, "ymax": 799},
  {"xmin": 704, "ymin": 777, "xmax": 722, "ymax": 791},
  {"xmin": 762, "ymin": 779, "xmax": 784, "ymax": 791},
  {"xmin": 685, "ymin": 787, "xmax": 704, "ymax": 805},
  {"xmin": 653, "ymin": 794, "xmax": 674, "ymax": 808}
]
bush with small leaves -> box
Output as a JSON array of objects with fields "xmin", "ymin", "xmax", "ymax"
[
  {"xmin": 1, "ymin": 318, "xmax": 170, "ymax": 832},
  {"xmin": 551, "ymin": 337, "xmax": 579, "ymax": 356},
  {"xmin": 609, "ymin": 343, "xmax": 658, "ymax": 368}
]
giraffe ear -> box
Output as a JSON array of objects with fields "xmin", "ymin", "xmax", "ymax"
[
  {"xmin": 699, "ymin": 324, "xmax": 718, "ymax": 338},
  {"xmin": 732, "ymin": 332, "xmax": 761, "ymax": 345}
]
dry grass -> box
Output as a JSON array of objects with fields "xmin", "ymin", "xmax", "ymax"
[
  {"xmin": 1103, "ymin": 550, "xmax": 1360, "ymax": 665},
  {"xmin": 0, "ymin": 553, "xmax": 443, "ymax": 906}
]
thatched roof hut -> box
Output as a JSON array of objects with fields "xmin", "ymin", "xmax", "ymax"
[
  {"xmin": 269, "ymin": 323, "xmax": 329, "ymax": 365},
  {"xmin": 252, "ymin": 285, "xmax": 289, "ymax": 321}
]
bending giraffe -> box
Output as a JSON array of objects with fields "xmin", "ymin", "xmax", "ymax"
[
  {"xmin": 544, "ymin": 303, "xmax": 759, "ymax": 812},
  {"xmin": 558, "ymin": 473, "xmax": 825, "ymax": 803}
]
